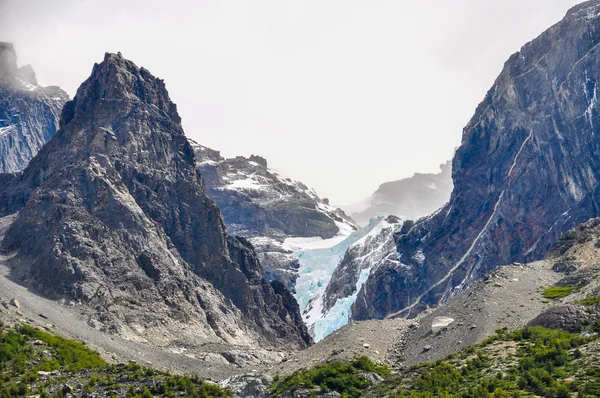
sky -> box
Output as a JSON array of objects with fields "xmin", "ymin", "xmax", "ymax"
[{"xmin": 0, "ymin": 0, "xmax": 585, "ymax": 204}]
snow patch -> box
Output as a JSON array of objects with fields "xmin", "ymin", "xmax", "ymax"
[{"xmin": 0, "ymin": 125, "xmax": 15, "ymax": 137}]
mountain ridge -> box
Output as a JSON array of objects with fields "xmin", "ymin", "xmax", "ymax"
[
  {"xmin": 353, "ymin": 0, "xmax": 600, "ymax": 321},
  {"xmin": 0, "ymin": 52, "xmax": 311, "ymax": 351}
]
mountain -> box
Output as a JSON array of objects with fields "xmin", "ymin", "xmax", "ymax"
[
  {"xmin": 0, "ymin": 52, "xmax": 310, "ymax": 350},
  {"xmin": 345, "ymin": 161, "xmax": 452, "ymax": 227},
  {"xmin": 193, "ymin": 141, "xmax": 357, "ymax": 291},
  {"xmin": 0, "ymin": 42, "xmax": 68, "ymax": 173},
  {"xmin": 352, "ymin": 0, "xmax": 600, "ymax": 321}
]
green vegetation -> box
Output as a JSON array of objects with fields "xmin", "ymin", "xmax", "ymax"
[
  {"xmin": 575, "ymin": 295, "xmax": 600, "ymax": 306},
  {"xmin": 542, "ymin": 285, "xmax": 574, "ymax": 299},
  {"xmin": 273, "ymin": 326, "xmax": 600, "ymax": 397},
  {"xmin": 0, "ymin": 323, "xmax": 230, "ymax": 397},
  {"xmin": 270, "ymin": 356, "xmax": 390, "ymax": 398},
  {"xmin": 371, "ymin": 326, "xmax": 600, "ymax": 397}
]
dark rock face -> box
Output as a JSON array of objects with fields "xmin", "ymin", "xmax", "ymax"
[
  {"xmin": 0, "ymin": 53, "xmax": 310, "ymax": 348},
  {"xmin": 0, "ymin": 42, "xmax": 69, "ymax": 173},
  {"xmin": 346, "ymin": 161, "xmax": 452, "ymax": 227},
  {"xmin": 354, "ymin": 1, "xmax": 600, "ymax": 321},
  {"xmin": 527, "ymin": 305, "xmax": 590, "ymax": 333},
  {"xmin": 193, "ymin": 143, "xmax": 356, "ymax": 291}
]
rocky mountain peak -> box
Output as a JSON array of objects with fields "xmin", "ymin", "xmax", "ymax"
[
  {"xmin": 0, "ymin": 51, "xmax": 311, "ymax": 349},
  {"xmin": 565, "ymin": 0, "xmax": 600, "ymax": 19},
  {"xmin": 63, "ymin": 52, "xmax": 180, "ymax": 128}
]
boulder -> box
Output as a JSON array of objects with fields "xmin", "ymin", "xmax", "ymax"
[{"xmin": 431, "ymin": 316, "xmax": 454, "ymax": 334}]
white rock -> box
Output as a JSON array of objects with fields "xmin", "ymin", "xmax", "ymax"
[{"xmin": 431, "ymin": 316, "xmax": 455, "ymax": 334}]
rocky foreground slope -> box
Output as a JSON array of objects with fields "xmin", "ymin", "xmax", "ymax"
[
  {"xmin": 354, "ymin": 0, "xmax": 600, "ymax": 321},
  {"xmin": 269, "ymin": 215, "xmax": 600, "ymax": 396},
  {"xmin": 0, "ymin": 52, "xmax": 310, "ymax": 353},
  {"xmin": 0, "ymin": 42, "xmax": 68, "ymax": 173}
]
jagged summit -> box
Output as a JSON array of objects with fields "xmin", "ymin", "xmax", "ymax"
[
  {"xmin": 0, "ymin": 51, "xmax": 310, "ymax": 349},
  {"xmin": 565, "ymin": 0, "xmax": 600, "ymax": 18},
  {"xmin": 63, "ymin": 52, "xmax": 180, "ymax": 128}
]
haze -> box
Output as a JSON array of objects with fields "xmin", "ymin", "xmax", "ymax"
[{"xmin": 0, "ymin": 0, "xmax": 584, "ymax": 204}]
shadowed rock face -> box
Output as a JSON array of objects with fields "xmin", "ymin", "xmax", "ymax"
[
  {"xmin": 353, "ymin": 1, "xmax": 600, "ymax": 321},
  {"xmin": 0, "ymin": 52, "xmax": 310, "ymax": 349},
  {"xmin": 0, "ymin": 42, "xmax": 69, "ymax": 174}
]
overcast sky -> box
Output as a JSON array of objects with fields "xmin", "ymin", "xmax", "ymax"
[{"xmin": 0, "ymin": 0, "xmax": 584, "ymax": 204}]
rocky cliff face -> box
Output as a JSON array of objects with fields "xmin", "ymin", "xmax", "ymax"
[
  {"xmin": 345, "ymin": 162, "xmax": 452, "ymax": 227},
  {"xmin": 0, "ymin": 52, "xmax": 310, "ymax": 349},
  {"xmin": 353, "ymin": 0, "xmax": 600, "ymax": 321},
  {"xmin": 0, "ymin": 42, "xmax": 68, "ymax": 174},
  {"xmin": 194, "ymin": 143, "xmax": 357, "ymax": 291}
]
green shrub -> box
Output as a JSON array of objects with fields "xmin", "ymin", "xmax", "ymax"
[
  {"xmin": 270, "ymin": 356, "xmax": 389, "ymax": 398},
  {"xmin": 575, "ymin": 295, "xmax": 600, "ymax": 305},
  {"xmin": 542, "ymin": 286, "xmax": 574, "ymax": 299}
]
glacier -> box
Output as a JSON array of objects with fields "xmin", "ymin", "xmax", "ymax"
[{"xmin": 288, "ymin": 216, "xmax": 402, "ymax": 342}]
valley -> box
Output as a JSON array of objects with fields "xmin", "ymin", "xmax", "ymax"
[{"xmin": 4, "ymin": 1, "xmax": 600, "ymax": 397}]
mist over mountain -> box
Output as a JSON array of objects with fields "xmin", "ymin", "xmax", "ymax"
[{"xmin": 344, "ymin": 161, "xmax": 452, "ymax": 227}]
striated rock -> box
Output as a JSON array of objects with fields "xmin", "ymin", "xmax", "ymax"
[
  {"xmin": 354, "ymin": 1, "xmax": 600, "ymax": 321},
  {"xmin": 345, "ymin": 161, "xmax": 452, "ymax": 227},
  {"xmin": 0, "ymin": 52, "xmax": 310, "ymax": 349},
  {"xmin": 0, "ymin": 42, "xmax": 68, "ymax": 174}
]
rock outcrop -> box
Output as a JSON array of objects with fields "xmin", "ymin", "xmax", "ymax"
[
  {"xmin": 0, "ymin": 52, "xmax": 310, "ymax": 349},
  {"xmin": 345, "ymin": 161, "xmax": 452, "ymax": 227},
  {"xmin": 354, "ymin": 1, "xmax": 600, "ymax": 320},
  {"xmin": 193, "ymin": 141, "xmax": 357, "ymax": 291},
  {"xmin": 0, "ymin": 42, "xmax": 68, "ymax": 173}
]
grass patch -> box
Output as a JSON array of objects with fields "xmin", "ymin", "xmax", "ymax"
[
  {"xmin": 270, "ymin": 356, "xmax": 389, "ymax": 398},
  {"xmin": 542, "ymin": 285, "xmax": 574, "ymax": 299},
  {"xmin": 368, "ymin": 326, "xmax": 600, "ymax": 398},
  {"xmin": 575, "ymin": 296, "xmax": 600, "ymax": 306},
  {"xmin": 0, "ymin": 324, "xmax": 230, "ymax": 397}
]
